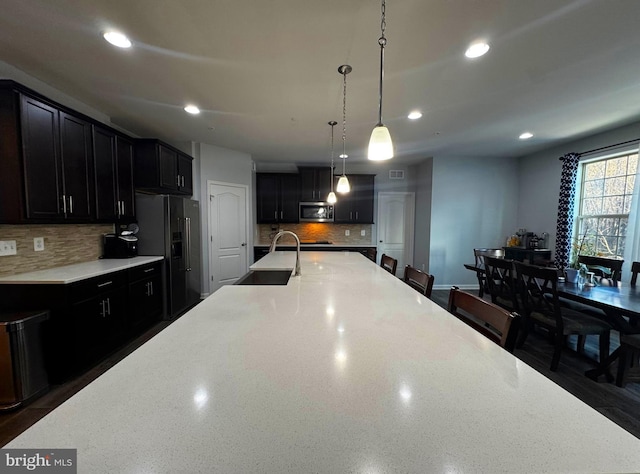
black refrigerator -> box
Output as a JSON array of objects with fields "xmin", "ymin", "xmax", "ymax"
[{"xmin": 135, "ymin": 194, "xmax": 201, "ymax": 319}]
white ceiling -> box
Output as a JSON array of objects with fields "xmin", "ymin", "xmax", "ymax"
[{"xmin": 2, "ymin": 0, "xmax": 640, "ymax": 166}]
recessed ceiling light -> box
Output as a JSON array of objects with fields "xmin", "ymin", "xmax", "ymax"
[
  {"xmin": 519, "ymin": 132, "xmax": 533, "ymax": 140},
  {"xmin": 465, "ymin": 41, "xmax": 490, "ymax": 59},
  {"xmin": 184, "ymin": 105, "xmax": 200, "ymax": 115},
  {"xmin": 103, "ymin": 31, "xmax": 131, "ymax": 48},
  {"xmin": 408, "ymin": 111, "xmax": 422, "ymax": 120}
]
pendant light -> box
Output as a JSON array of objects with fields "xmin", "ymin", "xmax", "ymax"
[
  {"xmin": 327, "ymin": 121, "xmax": 338, "ymax": 204},
  {"xmin": 368, "ymin": 0, "xmax": 394, "ymax": 161},
  {"xmin": 337, "ymin": 64, "xmax": 351, "ymax": 193}
]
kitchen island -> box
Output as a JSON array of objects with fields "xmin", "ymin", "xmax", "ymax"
[{"xmin": 5, "ymin": 251, "xmax": 640, "ymax": 472}]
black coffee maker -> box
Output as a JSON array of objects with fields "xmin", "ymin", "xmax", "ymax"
[{"xmin": 102, "ymin": 233, "xmax": 138, "ymax": 258}]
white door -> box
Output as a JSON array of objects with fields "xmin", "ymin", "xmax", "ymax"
[
  {"xmin": 209, "ymin": 182, "xmax": 248, "ymax": 293},
  {"xmin": 377, "ymin": 192, "xmax": 415, "ymax": 274}
]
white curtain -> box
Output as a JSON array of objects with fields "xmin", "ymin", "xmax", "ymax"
[{"xmin": 623, "ymin": 145, "xmax": 640, "ymax": 281}]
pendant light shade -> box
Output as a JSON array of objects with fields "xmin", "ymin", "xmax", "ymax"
[
  {"xmin": 336, "ymin": 176, "xmax": 350, "ymax": 193},
  {"xmin": 368, "ymin": 0, "xmax": 394, "ymax": 161},
  {"xmin": 326, "ymin": 121, "xmax": 338, "ymax": 204},
  {"xmin": 368, "ymin": 125, "xmax": 394, "ymax": 161},
  {"xmin": 337, "ymin": 65, "xmax": 352, "ymax": 193}
]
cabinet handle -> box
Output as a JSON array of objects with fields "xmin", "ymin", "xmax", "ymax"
[
  {"xmin": 274, "ymin": 211, "xmax": 277, "ymax": 220},
  {"xmin": 97, "ymin": 280, "xmax": 113, "ymax": 288},
  {"xmin": 121, "ymin": 201, "xmax": 125, "ymax": 216},
  {"xmin": 150, "ymin": 281, "xmax": 154, "ymax": 296},
  {"xmin": 350, "ymin": 211, "xmax": 353, "ymax": 220},
  {"xmin": 177, "ymin": 175, "xmax": 180, "ymax": 186},
  {"xmin": 145, "ymin": 281, "xmax": 150, "ymax": 296},
  {"xmin": 69, "ymin": 195, "xmax": 73, "ymax": 214},
  {"xmin": 144, "ymin": 268, "xmax": 154, "ymax": 273},
  {"xmin": 62, "ymin": 194, "xmax": 67, "ymax": 214},
  {"xmin": 105, "ymin": 297, "xmax": 111, "ymax": 316},
  {"xmin": 181, "ymin": 175, "xmax": 185, "ymax": 187},
  {"xmin": 280, "ymin": 211, "xmax": 283, "ymax": 219},
  {"xmin": 100, "ymin": 300, "xmax": 106, "ymax": 318},
  {"xmin": 355, "ymin": 211, "xmax": 358, "ymax": 220}
]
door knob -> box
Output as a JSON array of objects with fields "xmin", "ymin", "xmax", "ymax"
[
  {"xmin": 379, "ymin": 240, "xmax": 383, "ymax": 243},
  {"xmin": 241, "ymin": 243, "xmax": 247, "ymax": 246}
]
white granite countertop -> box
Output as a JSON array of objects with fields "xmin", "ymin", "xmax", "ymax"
[
  {"xmin": 5, "ymin": 251, "xmax": 640, "ymax": 472},
  {"xmin": 0, "ymin": 256, "xmax": 164, "ymax": 284}
]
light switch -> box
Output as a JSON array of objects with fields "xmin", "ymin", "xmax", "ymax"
[
  {"xmin": 345, "ymin": 230, "xmax": 350, "ymax": 236},
  {"xmin": 360, "ymin": 230, "xmax": 366, "ymax": 236},
  {"xmin": 34, "ymin": 237, "xmax": 45, "ymax": 251}
]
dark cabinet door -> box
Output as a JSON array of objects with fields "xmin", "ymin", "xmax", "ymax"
[
  {"xmin": 72, "ymin": 286, "xmax": 127, "ymax": 367},
  {"xmin": 116, "ymin": 135, "xmax": 135, "ymax": 219},
  {"xmin": 128, "ymin": 275, "xmax": 162, "ymax": 334},
  {"xmin": 20, "ymin": 95, "xmax": 62, "ymax": 220},
  {"xmin": 177, "ymin": 153, "xmax": 193, "ymax": 195},
  {"xmin": 93, "ymin": 126, "xmax": 119, "ymax": 220},
  {"xmin": 60, "ymin": 112, "xmax": 93, "ymax": 220},
  {"xmin": 299, "ymin": 167, "xmax": 331, "ymax": 202},
  {"xmin": 280, "ymin": 173, "xmax": 300, "ymax": 222},
  {"xmin": 256, "ymin": 173, "xmax": 280, "ymax": 223},
  {"xmin": 333, "ymin": 175, "xmax": 375, "ymax": 223},
  {"xmin": 159, "ymin": 145, "xmax": 179, "ymax": 191}
]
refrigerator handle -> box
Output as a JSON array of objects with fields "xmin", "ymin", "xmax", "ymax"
[{"xmin": 186, "ymin": 217, "xmax": 191, "ymax": 272}]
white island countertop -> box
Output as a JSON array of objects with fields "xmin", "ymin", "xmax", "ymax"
[
  {"xmin": 5, "ymin": 251, "xmax": 640, "ymax": 472},
  {"xmin": 0, "ymin": 256, "xmax": 164, "ymax": 284}
]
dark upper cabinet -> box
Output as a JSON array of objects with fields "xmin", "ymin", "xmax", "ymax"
[
  {"xmin": 333, "ymin": 174, "xmax": 375, "ymax": 223},
  {"xmin": 256, "ymin": 173, "xmax": 300, "ymax": 223},
  {"xmin": 0, "ymin": 83, "xmax": 96, "ymax": 223},
  {"xmin": 93, "ymin": 126, "xmax": 136, "ymax": 221},
  {"xmin": 134, "ymin": 139, "xmax": 193, "ymax": 196},
  {"xmin": 60, "ymin": 112, "xmax": 94, "ymax": 221},
  {"xmin": 299, "ymin": 167, "xmax": 331, "ymax": 202}
]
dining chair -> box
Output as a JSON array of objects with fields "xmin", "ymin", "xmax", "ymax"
[
  {"xmin": 365, "ymin": 248, "xmax": 377, "ymax": 263},
  {"xmin": 615, "ymin": 334, "xmax": 640, "ymax": 387},
  {"xmin": 447, "ymin": 286, "xmax": 520, "ymax": 352},
  {"xmin": 514, "ymin": 261, "xmax": 612, "ymax": 371},
  {"xmin": 631, "ymin": 261, "xmax": 640, "ymax": 286},
  {"xmin": 577, "ymin": 255, "xmax": 624, "ymax": 282},
  {"xmin": 473, "ymin": 248, "xmax": 505, "ymax": 297},
  {"xmin": 380, "ymin": 254, "xmax": 398, "ymax": 276},
  {"xmin": 483, "ymin": 256, "xmax": 519, "ymax": 312},
  {"xmin": 403, "ymin": 265, "xmax": 434, "ymax": 298}
]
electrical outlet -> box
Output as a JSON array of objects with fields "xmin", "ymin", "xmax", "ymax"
[
  {"xmin": 360, "ymin": 230, "xmax": 366, "ymax": 236},
  {"xmin": 0, "ymin": 240, "xmax": 17, "ymax": 256},
  {"xmin": 34, "ymin": 237, "xmax": 45, "ymax": 251},
  {"xmin": 422, "ymin": 263, "xmax": 425, "ymax": 271},
  {"xmin": 345, "ymin": 230, "xmax": 350, "ymax": 236}
]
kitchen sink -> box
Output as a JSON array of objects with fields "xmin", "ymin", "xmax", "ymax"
[{"xmin": 235, "ymin": 269, "xmax": 292, "ymax": 285}]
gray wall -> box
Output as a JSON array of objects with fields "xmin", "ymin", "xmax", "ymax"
[
  {"xmin": 197, "ymin": 142, "xmax": 255, "ymax": 296},
  {"xmin": 429, "ymin": 156, "xmax": 519, "ymax": 288},
  {"xmin": 410, "ymin": 159, "xmax": 433, "ymax": 272},
  {"xmin": 517, "ymin": 121, "xmax": 640, "ymax": 259}
]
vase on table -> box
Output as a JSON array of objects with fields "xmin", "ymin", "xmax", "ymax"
[{"xmin": 565, "ymin": 268, "xmax": 579, "ymax": 283}]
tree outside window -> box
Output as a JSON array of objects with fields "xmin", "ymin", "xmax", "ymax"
[{"xmin": 576, "ymin": 152, "xmax": 637, "ymax": 258}]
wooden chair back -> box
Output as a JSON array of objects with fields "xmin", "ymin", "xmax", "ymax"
[
  {"xmin": 365, "ymin": 248, "xmax": 377, "ymax": 263},
  {"xmin": 447, "ymin": 286, "xmax": 520, "ymax": 352},
  {"xmin": 484, "ymin": 256, "xmax": 519, "ymax": 311},
  {"xmin": 577, "ymin": 255, "xmax": 624, "ymax": 281},
  {"xmin": 513, "ymin": 261, "xmax": 561, "ymax": 327},
  {"xmin": 380, "ymin": 254, "xmax": 398, "ymax": 276},
  {"xmin": 631, "ymin": 261, "xmax": 640, "ymax": 286},
  {"xmin": 403, "ymin": 265, "xmax": 435, "ymax": 298},
  {"xmin": 473, "ymin": 248, "xmax": 505, "ymax": 267}
]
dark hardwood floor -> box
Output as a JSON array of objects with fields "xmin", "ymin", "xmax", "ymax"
[{"xmin": 2, "ymin": 291, "xmax": 640, "ymax": 446}]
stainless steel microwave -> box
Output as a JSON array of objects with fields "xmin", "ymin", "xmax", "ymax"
[{"xmin": 299, "ymin": 202, "xmax": 334, "ymax": 222}]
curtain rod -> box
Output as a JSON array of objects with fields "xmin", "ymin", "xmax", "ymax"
[{"xmin": 559, "ymin": 137, "xmax": 640, "ymax": 160}]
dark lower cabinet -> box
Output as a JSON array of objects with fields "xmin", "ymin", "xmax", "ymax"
[
  {"xmin": 0, "ymin": 261, "xmax": 164, "ymax": 382},
  {"xmin": 128, "ymin": 262, "xmax": 163, "ymax": 334}
]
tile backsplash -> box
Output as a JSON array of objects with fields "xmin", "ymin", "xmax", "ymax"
[
  {"xmin": 257, "ymin": 223, "xmax": 373, "ymax": 245},
  {"xmin": 0, "ymin": 224, "xmax": 114, "ymax": 277}
]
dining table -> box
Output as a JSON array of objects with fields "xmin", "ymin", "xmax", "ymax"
[{"xmin": 557, "ymin": 279, "xmax": 640, "ymax": 381}]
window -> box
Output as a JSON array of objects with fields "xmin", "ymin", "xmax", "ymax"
[{"xmin": 576, "ymin": 152, "xmax": 637, "ymax": 258}]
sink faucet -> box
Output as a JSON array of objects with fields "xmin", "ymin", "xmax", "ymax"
[{"xmin": 269, "ymin": 230, "xmax": 301, "ymax": 276}]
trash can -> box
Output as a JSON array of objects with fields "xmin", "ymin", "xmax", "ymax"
[{"xmin": 0, "ymin": 310, "xmax": 49, "ymax": 410}]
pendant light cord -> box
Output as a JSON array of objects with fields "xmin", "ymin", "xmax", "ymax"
[
  {"xmin": 377, "ymin": 0, "xmax": 387, "ymax": 127},
  {"xmin": 330, "ymin": 121, "xmax": 336, "ymax": 192},
  {"xmin": 342, "ymin": 67, "xmax": 347, "ymax": 169}
]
